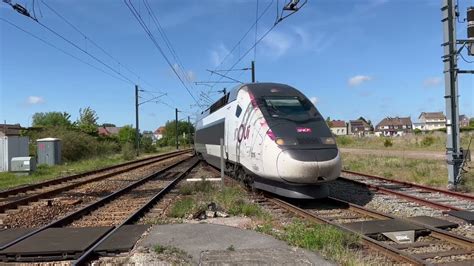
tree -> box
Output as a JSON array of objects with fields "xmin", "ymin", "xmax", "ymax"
[
  {"xmin": 32, "ymin": 112, "xmax": 72, "ymax": 128},
  {"xmin": 77, "ymin": 107, "xmax": 99, "ymax": 135},
  {"xmin": 118, "ymin": 125, "xmax": 137, "ymax": 146},
  {"xmin": 161, "ymin": 120, "xmax": 194, "ymax": 146}
]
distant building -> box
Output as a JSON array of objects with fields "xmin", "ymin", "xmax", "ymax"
[
  {"xmin": 348, "ymin": 119, "xmax": 372, "ymax": 136},
  {"xmin": 97, "ymin": 126, "xmax": 122, "ymax": 137},
  {"xmin": 154, "ymin": 126, "xmax": 166, "ymax": 140},
  {"xmin": 375, "ymin": 117, "xmax": 413, "ymax": 136},
  {"xmin": 0, "ymin": 124, "xmax": 22, "ymax": 137},
  {"xmin": 413, "ymin": 112, "xmax": 446, "ymax": 131},
  {"xmin": 142, "ymin": 130, "xmax": 154, "ymax": 139},
  {"xmin": 329, "ymin": 120, "xmax": 347, "ymax": 136},
  {"xmin": 459, "ymin": 115, "xmax": 470, "ymax": 128}
]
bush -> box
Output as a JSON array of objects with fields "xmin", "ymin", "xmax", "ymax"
[
  {"xmin": 26, "ymin": 127, "xmax": 119, "ymax": 162},
  {"xmin": 383, "ymin": 138, "xmax": 393, "ymax": 147},
  {"xmin": 336, "ymin": 136, "xmax": 354, "ymax": 146},
  {"xmin": 414, "ymin": 128, "xmax": 422, "ymax": 135},
  {"xmin": 121, "ymin": 142, "xmax": 137, "ymax": 160},
  {"xmin": 421, "ymin": 136, "xmax": 435, "ymax": 147},
  {"xmin": 140, "ymin": 136, "xmax": 156, "ymax": 153}
]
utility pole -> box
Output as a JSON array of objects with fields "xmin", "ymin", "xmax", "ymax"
[
  {"xmin": 441, "ymin": 0, "xmax": 474, "ymax": 189},
  {"xmin": 175, "ymin": 108, "xmax": 179, "ymax": 150},
  {"xmin": 251, "ymin": 60, "xmax": 256, "ymax": 83},
  {"xmin": 135, "ymin": 85, "xmax": 140, "ymax": 157}
]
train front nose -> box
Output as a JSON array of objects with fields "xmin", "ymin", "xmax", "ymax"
[{"xmin": 276, "ymin": 149, "xmax": 341, "ymax": 183}]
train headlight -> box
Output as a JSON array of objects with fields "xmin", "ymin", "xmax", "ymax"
[
  {"xmin": 275, "ymin": 138, "xmax": 298, "ymax": 146},
  {"xmin": 321, "ymin": 137, "xmax": 336, "ymax": 145}
]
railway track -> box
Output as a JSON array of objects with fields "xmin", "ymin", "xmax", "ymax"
[
  {"xmin": 0, "ymin": 155, "xmax": 199, "ymax": 264},
  {"xmin": 256, "ymin": 195, "xmax": 474, "ymax": 265},
  {"xmin": 0, "ymin": 149, "xmax": 190, "ymax": 214},
  {"xmin": 340, "ymin": 170, "xmax": 474, "ymax": 212}
]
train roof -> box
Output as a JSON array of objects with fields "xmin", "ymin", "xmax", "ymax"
[{"xmin": 197, "ymin": 82, "xmax": 302, "ymax": 120}]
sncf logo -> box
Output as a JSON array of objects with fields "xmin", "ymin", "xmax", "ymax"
[
  {"xmin": 238, "ymin": 124, "xmax": 251, "ymax": 142},
  {"xmin": 297, "ymin": 127, "xmax": 312, "ymax": 133}
]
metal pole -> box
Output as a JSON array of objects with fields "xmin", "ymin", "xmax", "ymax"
[
  {"xmin": 175, "ymin": 108, "xmax": 179, "ymax": 150},
  {"xmin": 442, "ymin": 0, "xmax": 462, "ymax": 188},
  {"xmin": 251, "ymin": 61, "xmax": 255, "ymax": 83},
  {"xmin": 220, "ymin": 138, "xmax": 224, "ymax": 187},
  {"xmin": 135, "ymin": 85, "xmax": 140, "ymax": 157}
]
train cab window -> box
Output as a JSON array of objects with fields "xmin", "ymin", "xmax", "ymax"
[
  {"xmin": 235, "ymin": 105, "xmax": 242, "ymax": 117},
  {"xmin": 263, "ymin": 96, "xmax": 320, "ymax": 121}
]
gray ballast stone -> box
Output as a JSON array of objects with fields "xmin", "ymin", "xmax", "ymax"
[{"xmin": 139, "ymin": 223, "xmax": 333, "ymax": 265}]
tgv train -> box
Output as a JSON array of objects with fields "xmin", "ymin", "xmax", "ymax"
[{"xmin": 194, "ymin": 83, "xmax": 341, "ymax": 199}]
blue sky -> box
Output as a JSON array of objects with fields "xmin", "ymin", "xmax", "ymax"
[{"xmin": 1, "ymin": 0, "xmax": 473, "ymax": 131}]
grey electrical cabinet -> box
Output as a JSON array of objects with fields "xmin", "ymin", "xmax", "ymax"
[
  {"xmin": 0, "ymin": 136, "xmax": 29, "ymax": 172},
  {"xmin": 37, "ymin": 138, "xmax": 61, "ymax": 165},
  {"xmin": 11, "ymin": 157, "xmax": 36, "ymax": 173}
]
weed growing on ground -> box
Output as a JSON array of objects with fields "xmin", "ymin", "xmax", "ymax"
[
  {"xmin": 169, "ymin": 198, "xmax": 196, "ymax": 218},
  {"xmin": 153, "ymin": 244, "xmax": 191, "ymax": 262},
  {"xmin": 226, "ymin": 245, "xmax": 235, "ymax": 251},
  {"xmin": 169, "ymin": 181, "xmax": 269, "ymax": 219},
  {"xmin": 282, "ymin": 221, "xmax": 361, "ymax": 265}
]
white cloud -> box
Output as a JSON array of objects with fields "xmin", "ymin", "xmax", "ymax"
[
  {"xmin": 186, "ymin": 70, "xmax": 196, "ymax": 82},
  {"xmin": 262, "ymin": 31, "xmax": 292, "ymax": 57},
  {"xmin": 310, "ymin": 97, "xmax": 318, "ymax": 105},
  {"xmin": 210, "ymin": 43, "xmax": 232, "ymax": 67},
  {"xmin": 423, "ymin": 77, "xmax": 442, "ymax": 88},
  {"xmin": 348, "ymin": 75, "xmax": 372, "ymax": 87},
  {"xmin": 26, "ymin": 96, "xmax": 45, "ymax": 105}
]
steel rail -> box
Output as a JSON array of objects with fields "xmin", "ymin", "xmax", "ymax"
[
  {"xmin": 339, "ymin": 176, "xmax": 463, "ymax": 211},
  {"xmin": 73, "ymin": 158, "xmax": 199, "ymax": 265},
  {"xmin": 0, "ymin": 149, "xmax": 190, "ymax": 197},
  {"xmin": 264, "ymin": 195, "xmax": 474, "ymax": 264},
  {"xmin": 0, "ymin": 156, "xmax": 195, "ymax": 251},
  {"xmin": 264, "ymin": 195, "xmax": 426, "ymax": 265},
  {"xmin": 0, "ymin": 150, "xmax": 191, "ymax": 213},
  {"xmin": 342, "ymin": 170, "xmax": 474, "ymax": 201}
]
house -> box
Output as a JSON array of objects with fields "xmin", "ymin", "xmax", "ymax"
[
  {"xmin": 0, "ymin": 124, "xmax": 22, "ymax": 137},
  {"xmin": 97, "ymin": 126, "xmax": 122, "ymax": 137},
  {"xmin": 375, "ymin": 117, "xmax": 413, "ymax": 136},
  {"xmin": 329, "ymin": 120, "xmax": 347, "ymax": 136},
  {"xmin": 413, "ymin": 112, "xmax": 446, "ymax": 131},
  {"xmin": 459, "ymin": 115, "xmax": 470, "ymax": 128},
  {"xmin": 154, "ymin": 126, "xmax": 166, "ymax": 140},
  {"xmin": 348, "ymin": 119, "xmax": 372, "ymax": 136}
]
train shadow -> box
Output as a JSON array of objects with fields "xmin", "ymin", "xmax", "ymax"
[{"xmin": 280, "ymin": 178, "xmax": 374, "ymax": 209}]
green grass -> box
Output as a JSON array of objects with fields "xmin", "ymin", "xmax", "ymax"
[
  {"xmin": 336, "ymin": 132, "xmax": 472, "ymax": 152},
  {"xmin": 341, "ymin": 152, "xmax": 474, "ymax": 192},
  {"xmin": 169, "ymin": 198, "xmax": 197, "ymax": 218},
  {"xmin": 0, "ymin": 149, "xmax": 174, "ymax": 190},
  {"xmin": 168, "ymin": 181, "xmax": 268, "ymax": 219},
  {"xmin": 273, "ymin": 220, "xmax": 361, "ymax": 265}
]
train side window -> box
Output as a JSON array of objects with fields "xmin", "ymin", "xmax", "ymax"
[{"xmin": 235, "ymin": 105, "xmax": 242, "ymax": 117}]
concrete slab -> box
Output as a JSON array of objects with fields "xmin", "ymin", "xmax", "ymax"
[
  {"xmin": 0, "ymin": 226, "xmax": 112, "ymax": 259},
  {"xmin": 139, "ymin": 223, "xmax": 333, "ymax": 265},
  {"xmin": 343, "ymin": 219, "xmax": 424, "ymax": 235},
  {"xmin": 407, "ymin": 216, "xmax": 458, "ymax": 229},
  {"xmin": 0, "ymin": 228, "xmax": 35, "ymax": 248},
  {"xmin": 95, "ymin": 224, "xmax": 150, "ymax": 254},
  {"xmin": 446, "ymin": 210, "xmax": 474, "ymax": 224}
]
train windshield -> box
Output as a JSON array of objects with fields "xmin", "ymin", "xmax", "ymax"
[{"xmin": 263, "ymin": 96, "xmax": 318, "ymax": 121}]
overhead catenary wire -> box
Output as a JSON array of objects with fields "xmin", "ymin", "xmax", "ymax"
[
  {"xmin": 0, "ymin": 18, "xmax": 130, "ymax": 84},
  {"xmin": 124, "ymin": 0, "xmax": 200, "ymax": 106},
  {"xmin": 39, "ymin": 0, "xmax": 144, "ymax": 82}
]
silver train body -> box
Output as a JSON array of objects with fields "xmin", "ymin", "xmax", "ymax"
[{"xmin": 194, "ymin": 83, "xmax": 341, "ymax": 199}]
